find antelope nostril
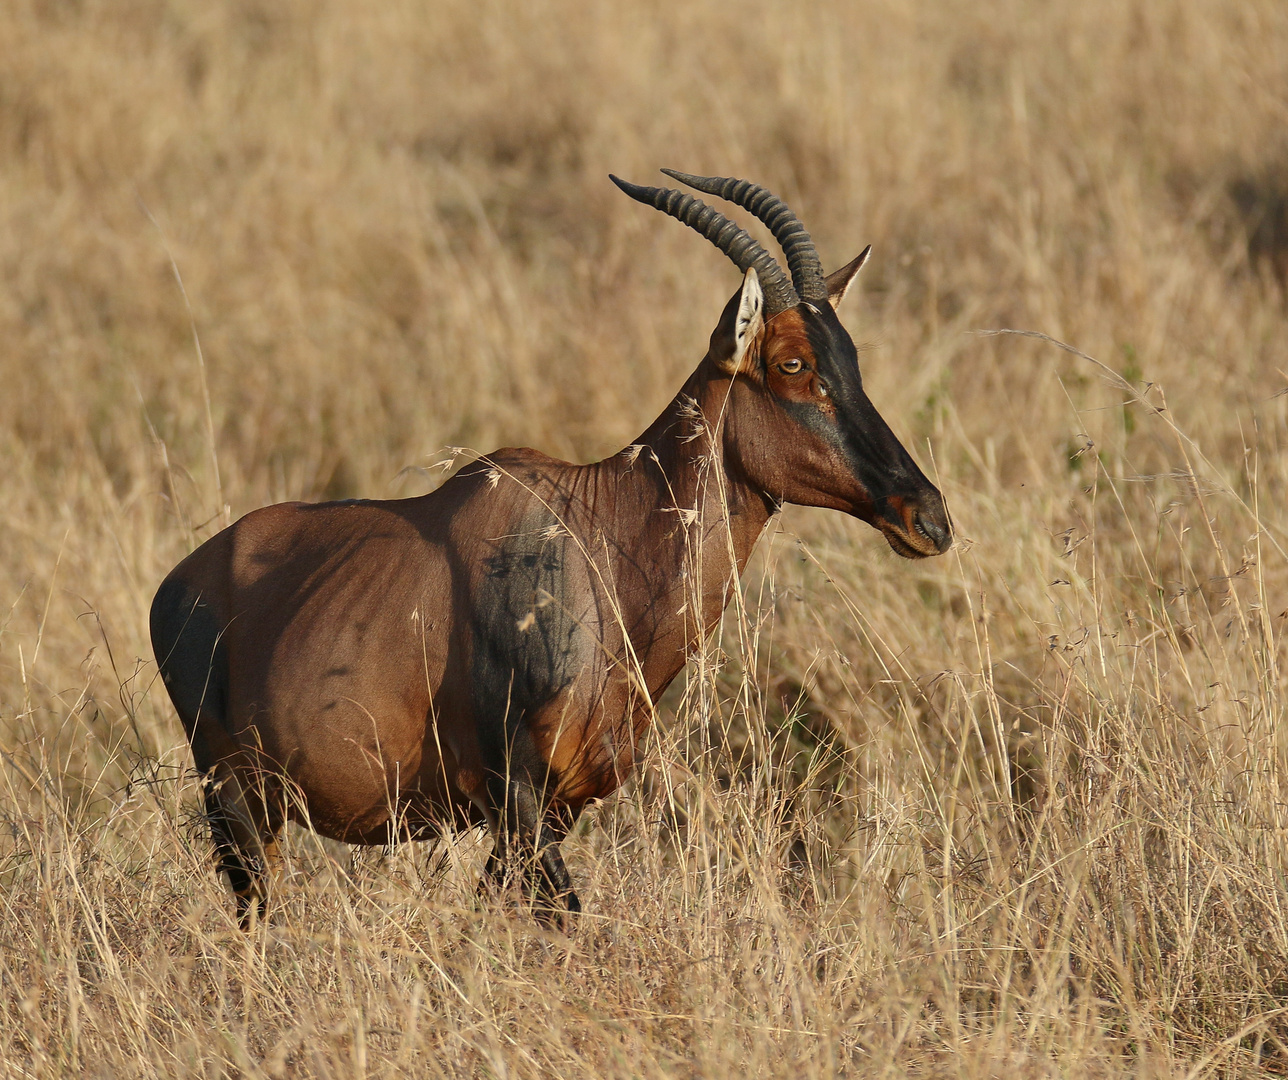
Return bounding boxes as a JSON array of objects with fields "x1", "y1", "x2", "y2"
[{"x1": 914, "y1": 509, "x2": 952, "y2": 553}]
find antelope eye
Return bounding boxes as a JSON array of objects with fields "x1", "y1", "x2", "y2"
[{"x1": 779, "y1": 358, "x2": 804, "y2": 375}]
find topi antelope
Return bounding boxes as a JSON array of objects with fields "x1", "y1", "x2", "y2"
[{"x1": 150, "y1": 170, "x2": 952, "y2": 926}]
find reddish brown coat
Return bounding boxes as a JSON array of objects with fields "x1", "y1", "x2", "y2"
[{"x1": 151, "y1": 202, "x2": 951, "y2": 925}]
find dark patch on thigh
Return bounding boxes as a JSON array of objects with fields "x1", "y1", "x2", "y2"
[{"x1": 150, "y1": 576, "x2": 228, "y2": 737}]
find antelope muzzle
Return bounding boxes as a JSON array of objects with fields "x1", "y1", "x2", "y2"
[{"x1": 876, "y1": 488, "x2": 953, "y2": 559}]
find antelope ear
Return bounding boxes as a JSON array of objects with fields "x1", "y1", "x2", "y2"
[
  {"x1": 724, "y1": 267, "x2": 764, "y2": 373},
  {"x1": 706, "y1": 267, "x2": 765, "y2": 375},
  {"x1": 825, "y1": 245, "x2": 872, "y2": 310}
]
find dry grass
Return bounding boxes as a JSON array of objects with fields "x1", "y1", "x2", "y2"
[{"x1": 4, "y1": 0, "x2": 1288, "y2": 1075}]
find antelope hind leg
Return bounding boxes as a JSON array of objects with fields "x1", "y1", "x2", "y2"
[{"x1": 202, "y1": 762, "x2": 283, "y2": 928}]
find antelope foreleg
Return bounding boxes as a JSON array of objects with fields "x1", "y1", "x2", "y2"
[{"x1": 482, "y1": 769, "x2": 580, "y2": 927}]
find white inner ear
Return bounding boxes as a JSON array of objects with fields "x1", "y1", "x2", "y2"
[{"x1": 732, "y1": 267, "x2": 764, "y2": 370}]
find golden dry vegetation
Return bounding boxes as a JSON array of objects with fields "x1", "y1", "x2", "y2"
[{"x1": 4, "y1": 0, "x2": 1288, "y2": 1075}]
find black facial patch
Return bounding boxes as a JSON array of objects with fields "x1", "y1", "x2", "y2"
[
  {"x1": 793, "y1": 305, "x2": 928, "y2": 504},
  {"x1": 799, "y1": 304, "x2": 863, "y2": 403}
]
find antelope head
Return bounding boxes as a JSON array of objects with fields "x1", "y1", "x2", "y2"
[{"x1": 612, "y1": 170, "x2": 952, "y2": 559}]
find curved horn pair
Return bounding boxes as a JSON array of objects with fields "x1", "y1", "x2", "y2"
[{"x1": 609, "y1": 170, "x2": 827, "y2": 316}]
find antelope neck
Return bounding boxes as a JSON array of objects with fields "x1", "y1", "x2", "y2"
[{"x1": 592, "y1": 364, "x2": 774, "y2": 674}]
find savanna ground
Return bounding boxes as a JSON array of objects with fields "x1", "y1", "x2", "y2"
[{"x1": 3, "y1": 0, "x2": 1288, "y2": 1075}]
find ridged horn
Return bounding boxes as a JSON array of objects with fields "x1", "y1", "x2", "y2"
[
  {"x1": 660, "y1": 170, "x2": 827, "y2": 303},
  {"x1": 610, "y1": 174, "x2": 799, "y2": 315}
]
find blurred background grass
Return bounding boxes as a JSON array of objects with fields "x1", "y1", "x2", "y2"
[{"x1": 3, "y1": 0, "x2": 1288, "y2": 1076}]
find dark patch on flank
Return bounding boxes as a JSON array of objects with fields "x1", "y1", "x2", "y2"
[{"x1": 471, "y1": 526, "x2": 588, "y2": 763}]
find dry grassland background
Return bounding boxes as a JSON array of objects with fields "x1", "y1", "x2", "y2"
[{"x1": 3, "y1": 0, "x2": 1288, "y2": 1075}]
